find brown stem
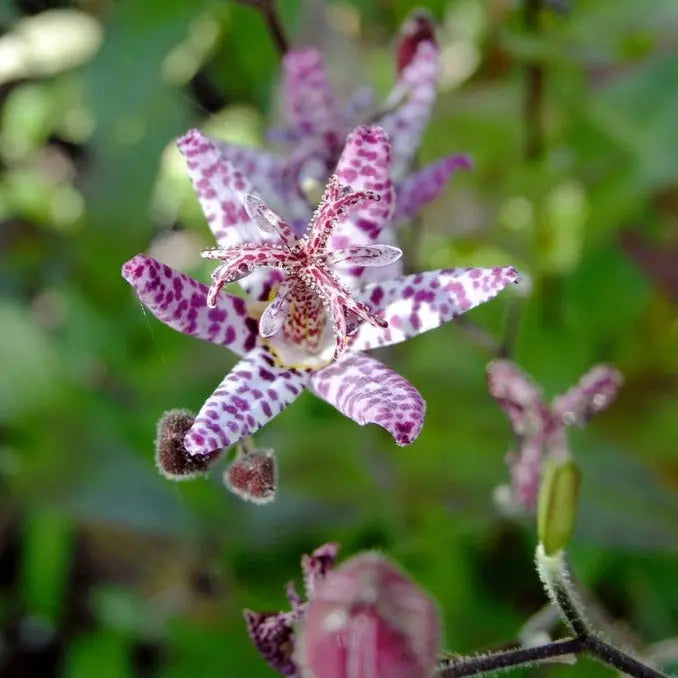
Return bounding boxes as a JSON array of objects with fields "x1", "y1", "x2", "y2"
[
  {"x1": 236, "y1": 0, "x2": 290, "y2": 55},
  {"x1": 523, "y1": 0, "x2": 544, "y2": 160},
  {"x1": 436, "y1": 638, "x2": 583, "y2": 677}
]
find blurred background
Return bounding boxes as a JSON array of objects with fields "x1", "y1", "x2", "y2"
[{"x1": 1, "y1": 0, "x2": 677, "y2": 676}]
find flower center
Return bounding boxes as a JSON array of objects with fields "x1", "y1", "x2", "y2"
[{"x1": 202, "y1": 179, "x2": 402, "y2": 364}]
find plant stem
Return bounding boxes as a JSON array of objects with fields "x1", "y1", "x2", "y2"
[
  {"x1": 535, "y1": 546, "x2": 670, "y2": 678},
  {"x1": 435, "y1": 638, "x2": 582, "y2": 677},
  {"x1": 237, "y1": 0, "x2": 289, "y2": 55},
  {"x1": 583, "y1": 636, "x2": 670, "y2": 678},
  {"x1": 523, "y1": 0, "x2": 544, "y2": 160}
]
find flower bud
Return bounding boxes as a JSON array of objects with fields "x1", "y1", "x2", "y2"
[
  {"x1": 154, "y1": 409, "x2": 222, "y2": 480},
  {"x1": 296, "y1": 552, "x2": 439, "y2": 678},
  {"x1": 537, "y1": 459, "x2": 581, "y2": 556},
  {"x1": 224, "y1": 448, "x2": 276, "y2": 504},
  {"x1": 396, "y1": 9, "x2": 436, "y2": 74}
]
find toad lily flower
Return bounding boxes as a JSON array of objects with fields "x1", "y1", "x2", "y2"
[
  {"x1": 122, "y1": 125, "x2": 518, "y2": 456},
  {"x1": 487, "y1": 360, "x2": 623, "y2": 512},
  {"x1": 217, "y1": 9, "x2": 471, "y2": 232}
]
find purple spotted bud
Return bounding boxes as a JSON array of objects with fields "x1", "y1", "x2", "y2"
[
  {"x1": 396, "y1": 9, "x2": 436, "y2": 75},
  {"x1": 295, "y1": 552, "x2": 439, "y2": 678},
  {"x1": 224, "y1": 448, "x2": 277, "y2": 504},
  {"x1": 154, "y1": 409, "x2": 222, "y2": 480}
]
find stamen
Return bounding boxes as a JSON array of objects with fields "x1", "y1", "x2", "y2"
[{"x1": 204, "y1": 178, "x2": 391, "y2": 362}]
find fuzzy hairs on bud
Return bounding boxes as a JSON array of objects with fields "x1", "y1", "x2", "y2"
[{"x1": 155, "y1": 409, "x2": 222, "y2": 480}]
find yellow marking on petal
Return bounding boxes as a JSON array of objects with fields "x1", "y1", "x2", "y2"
[{"x1": 246, "y1": 300, "x2": 269, "y2": 321}]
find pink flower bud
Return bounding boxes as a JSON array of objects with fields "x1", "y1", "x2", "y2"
[
  {"x1": 224, "y1": 448, "x2": 276, "y2": 504},
  {"x1": 295, "y1": 552, "x2": 439, "y2": 678}
]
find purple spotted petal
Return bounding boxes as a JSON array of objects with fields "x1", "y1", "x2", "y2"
[
  {"x1": 552, "y1": 364, "x2": 623, "y2": 427},
  {"x1": 184, "y1": 346, "x2": 310, "y2": 455},
  {"x1": 177, "y1": 129, "x2": 263, "y2": 249},
  {"x1": 282, "y1": 47, "x2": 340, "y2": 137},
  {"x1": 508, "y1": 434, "x2": 544, "y2": 510},
  {"x1": 329, "y1": 126, "x2": 395, "y2": 249},
  {"x1": 310, "y1": 352, "x2": 426, "y2": 446},
  {"x1": 486, "y1": 359, "x2": 548, "y2": 436},
  {"x1": 352, "y1": 267, "x2": 520, "y2": 351},
  {"x1": 213, "y1": 140, "x2": 290, "y2": 217},
  {"x1": 379, "y1": 39, "x2": 439, "y2": 178},
  {"x1": 393, "y1": 154, "x2": 473, "y2": 223},
  {"x1": 122, "y1": 255, "x2": 257, "y2": 356}
]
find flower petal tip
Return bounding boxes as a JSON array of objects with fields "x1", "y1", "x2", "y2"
[
  {"x1": 176, "y1": 128, "x2": 208, "y2": 156},
  {"x1": 451, "y1": 153, "x2": 474, "y2": 171},
  {"x1": 504, "y1": 266, "x2": 521, "y2": 285},
  {"x1": 121, "y1": 254, "x2": 146, "y2": 284}
]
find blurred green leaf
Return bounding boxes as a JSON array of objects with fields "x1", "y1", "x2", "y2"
[
  {"x1": 577, "y1": 438, "x2": 678, "y2": 551},
  {"x1": 0, "y1": 302, "x2": 62, "y2": 421},
  {"x1": 63, "y1": 631, "x2": 133, "y2": 678},
  {"x1": 20, "y1": 511, "x2": 74, "y2": 625}
]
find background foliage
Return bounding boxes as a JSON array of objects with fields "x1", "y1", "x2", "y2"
[{"x1": 0, "y1": 0, "x2": 677, "y2": 676}]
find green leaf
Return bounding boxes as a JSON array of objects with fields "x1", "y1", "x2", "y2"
[
  {"x1": 63, "y1": 632, "x2": 133, "y2": 678},
  {"x1": 20, "y1": 511, "x2": 74, "y2": 625}
]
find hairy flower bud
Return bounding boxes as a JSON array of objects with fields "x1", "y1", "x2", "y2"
[
  {"x1": 295, "y1": 552, "x2": 439, "y2": 678},
  {"x1": 154, "y1": 409, "x2": 222, "y2": 480},
  {"x1": 224, "y1": 448, "x2": 277, "y2": 504}
]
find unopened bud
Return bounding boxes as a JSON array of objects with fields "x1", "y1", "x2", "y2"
[
  {"x1": 537, "y1": 459, "x2": 581, "y2": 556},
  {"x1": 396, "y1": 9, "x2": 435, "y2": 74},
  {"x1": 154, "y1": 409, "x2": 222, "y2": 480},
  {"x1": 296, "y1": 552, "x2": 439, "y2": 678},
  {"x1": 224, "y1": 448, "x2": 276, "y2": 504}
]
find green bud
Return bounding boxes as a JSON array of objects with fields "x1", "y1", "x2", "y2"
[{"x1": 537, "y1": 459, "x2": 581, "y2": 556}]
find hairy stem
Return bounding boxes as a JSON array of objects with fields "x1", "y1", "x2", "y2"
[
  {"x1": 536, "y1": 546, "x2": 670, "y2": 678},
  {"x1": 435, "y1": 638, "x2": 582, "y2": 677}
]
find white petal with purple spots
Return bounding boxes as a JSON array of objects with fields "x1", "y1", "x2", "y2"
[
  {"x1": 282, "y1": 47, "x2": 340, "y2": 137},
  {"x1": 177, "y1": 129, "x2": 264, "y2": 249},
  {"x1": 310, "y1": 352, "x2": 425, "y2": 446},
  {"x1": 122, "y1": 255, "x2": 259, "y2": 357},
  {"x1": 379, "y1": 40, "x2": 439, "y2": 178},
  {"x1": 329, "y1": 126, "x2": 395, "y2": 250},
  {"x1": 213, "y1": 141, "x2": 290, "y2": 218},
  {"x1": 184, "y1": 346, "x2": 310, "y2": 455},
  {"x1": 351, "y1": 266, "x2": 520, "y2": 351}
]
